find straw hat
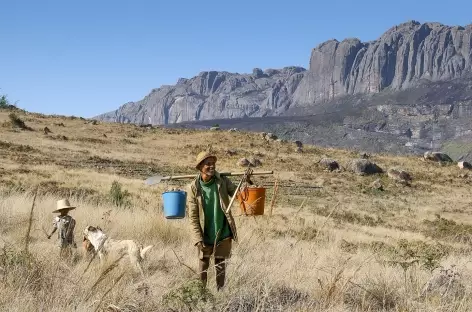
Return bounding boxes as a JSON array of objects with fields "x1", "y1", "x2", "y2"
[
  {"x1": 195, "y1": 151, "x2": 217, "y2": 170},
  {"x1": 52, "y1": 199, "x2": 76, "y2": 213}
]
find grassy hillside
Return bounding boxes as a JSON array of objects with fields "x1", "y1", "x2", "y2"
[{"x1": 1, "y1": 109, "x2": 472, "y2": 311}]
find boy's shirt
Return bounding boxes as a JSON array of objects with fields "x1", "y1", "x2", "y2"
[{"x1": 53, "y1": 215, "x2": 76, "y2": 247}]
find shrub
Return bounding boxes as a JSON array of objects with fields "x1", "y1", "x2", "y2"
[
  {"x1": 162, "y1": 279, "x2": 214, "y2": 311},
  {"x1": 109, "y1": 181, "x2": 131, "y2": 208},
  {"x1": 8, "y1": 113, "x2": 33, "y2": 130},
  {"x1": 0, "y1": 95, "x2": 8, "y2": 108},
  {"x1": 422, "y1": 215, "x2": 472, "y2": 244}
]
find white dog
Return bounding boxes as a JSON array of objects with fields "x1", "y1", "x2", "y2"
[{"x1": 83, "y1": 225, "x2": 153, "y2": 275}]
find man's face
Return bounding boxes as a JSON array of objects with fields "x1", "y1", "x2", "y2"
[{"x1": 200, "y1": 157, "x2": 216, "y2": 176}]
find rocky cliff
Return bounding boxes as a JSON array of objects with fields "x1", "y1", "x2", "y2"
[
  {"x1": 98, "y1": 67, "x2": 306, "y2": 124},
  {"x1": 97, "y1": 21, "x2": 472, "y2": 126}
]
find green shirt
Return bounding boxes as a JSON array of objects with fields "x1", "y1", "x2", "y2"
[{"x1": 199, "y1": 177, "x2": 232, "y2": 245}]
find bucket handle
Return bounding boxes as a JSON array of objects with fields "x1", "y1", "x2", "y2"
[{"x1": 239, "y1": 187, "x2": 250, "y2": 202}]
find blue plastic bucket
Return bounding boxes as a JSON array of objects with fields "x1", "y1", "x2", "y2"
[{"x1": 162, "y1": 190, "x2": 187, "y2": 219}]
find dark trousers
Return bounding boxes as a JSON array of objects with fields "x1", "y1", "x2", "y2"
[
  {"x1": 199, "y1": 257, "x2": 226, "y2": 290},
  {"x1": 197, "y1": 238, "x2": 232, "y2": 290}
]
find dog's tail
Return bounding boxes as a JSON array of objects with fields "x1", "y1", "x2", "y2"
[{"x1": 140, "y1": 245, "x2": 153, "y2": 259}]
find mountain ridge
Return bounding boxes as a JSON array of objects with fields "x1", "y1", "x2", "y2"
[{"x1": 96, "y1": 20, "x2": 472, "y2": 126}]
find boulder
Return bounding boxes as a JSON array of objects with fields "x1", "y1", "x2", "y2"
[
  {"x1": 421, "y1": 265, "x2": 464, "y2": 299},
  {"x1": 387, "y1": 168, "x2": 412, "y2": 185},
  {"x1": 347, "y1": 159, "x2": 383, "y2": 175},
  {"x1": 237, "y1": 158, "x2": 251, "y2": 167},
  {"x1": 424, "y1": 151, "x2": 453, "y2": 162},
  {"x1": 458, "y1": 161, "x2": 472, "y2": 169},
  {"x1": 248, "y1": 157, "x2": 262, "y2": 167},
  {"x1": 237, "y1": 157, "x2": 262, "y2": 167},
  {"x1": 370, "y1": 179, "x2": 384, "y2": 191},
  {"x1": 265, "y1": 133, "x2": 278, "y2": 141},
  {"x1": 318, "y1": 158, "x2": 340, "y2": 171}
]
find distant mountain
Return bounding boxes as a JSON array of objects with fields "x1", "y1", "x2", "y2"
[{"x1": 97, "y1": 20, "x2": 472, "y2": 126}]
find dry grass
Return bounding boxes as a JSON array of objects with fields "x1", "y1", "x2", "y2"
[{"x1": 1, "y1": 109, "x2": 472, "y2": 311}]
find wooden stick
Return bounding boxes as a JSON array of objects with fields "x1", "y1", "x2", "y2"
[
  {"x1": 165, "y1": 170, "x2": 272, "y2": 181},
  {"x1": 24, "y1": 187, "x2": 38, "y2": 253},
  {"x1": 171, "y1": 249, "x2": 197, "y2": 275},
  {"x1": 225, "y1": 170, "x2": 250, "y2": 214},
  {"x1": 268, "y1": 178, "x2": 279, "y2": 217}
]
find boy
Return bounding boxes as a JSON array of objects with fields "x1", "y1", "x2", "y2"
[{"x1": 47, "y1": 199, "x2": 77, "y2": 259}]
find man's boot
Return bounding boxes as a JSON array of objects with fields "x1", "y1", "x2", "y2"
[
  {"x1": 198, "y1": 257, "x2": 210, "y2": 288},
  {"x1": 215, "y1": 258, "x2": 226, "y2": 291}
]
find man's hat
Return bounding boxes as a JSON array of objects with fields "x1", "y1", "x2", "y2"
[
  {"x1": 195, "y1": 151, "x2": 217, "y2": 170},
  {"x1": 52, "y1": 199, "x2": 76, "y2": 213}
]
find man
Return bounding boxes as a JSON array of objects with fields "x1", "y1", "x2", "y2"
[
  {"x1": 187, "y1": 151, "x2": 238, "y2": 290},
  {"x1": 47, "y1": 199, "x2": 77, "y2": 259}
]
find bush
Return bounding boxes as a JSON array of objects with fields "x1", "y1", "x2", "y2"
[
  {"x1": 7, "y1": 113, "x2": 33, "y2": 130},
  {"x1": 422, "y1": 215, "x2": 472, "y2": 244},
  {"x1": 109, "y1": 181, "x2": 131, "y2": 208},
  {"x1": 162, "y1": 279, "x2": 214, "y2": 311},
  {"x1": 0, "y1": 95, "x2": 8, "y2": 108}
]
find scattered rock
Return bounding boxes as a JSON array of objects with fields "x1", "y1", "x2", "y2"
[
  {"x1": 225, "y1": 149, "x2": 237, "y2": 156},
  {"x1": 54, "y1": 122, "x2": 65, "y2": 127},
  {"x1": 424, "y1": 151, "x2": 453, "y2": 163},
  {"x1": 347, "y1": 159, "x2": 383, "y2": 175},
  {"x1": 359, "y1": 152, "x2": 370, "y2": 159},
  {"x1": 263, "y1": 132, "x2": 277, "y2": 141},
  {"x1": 370, "y1": 179, "x2": 384, "y2": 191},
  {"x1": 91, "y1": 120, "x2": 98, "y2": 125},
  {"x1": 103, "y1": 133, "x2": 107, "y2": 138},
  {"x1": 237, "y1": 157, "x2": 262, "y2": 167},
  {"x1": 421, "y1": 265, "x2": 464, "y2": 299},
  {"x1": 318, "y1": 158, "x2": 340, "y2": 171},
  {"x1": 458, "y1": 161, "x2": 472, "y2": 169},
  {"x1": 248, "y1": 157, "x2": 262, "y2": 167},
  {"x1": 253, "y1": 151, "x2": 264, "y2": 157},
  {"x1": 43, "y1": 127, "x2": 51, "y2": 134},
  {"x1": 387, "y1": 168, "x2": 412, "y2": 185},
  {"x1": 237, "y1": 158, "x2": 251, "y2": 167},
  {"x1": 210, "y1": 126, "x2": 220, "y2": 131}
]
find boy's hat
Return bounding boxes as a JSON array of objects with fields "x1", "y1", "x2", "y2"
[{"x1": 52, "y1": 199, "x2": 76, "y2": 213}]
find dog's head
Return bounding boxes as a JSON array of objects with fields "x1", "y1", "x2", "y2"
[{"x1": 83, "y1": 225, "x2": 103, "y2": 240}]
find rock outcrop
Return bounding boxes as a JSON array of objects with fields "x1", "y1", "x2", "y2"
[
  {"x1": 97, "y1": 67, "x2": 306, "y2": 125},
  {"x1": 292, "y1": 21, "x2": 472, "y2": 106}
]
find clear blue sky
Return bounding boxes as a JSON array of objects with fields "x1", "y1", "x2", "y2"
[{"x1": 1, "y1": 0, "x2": 471, "y2": 118}]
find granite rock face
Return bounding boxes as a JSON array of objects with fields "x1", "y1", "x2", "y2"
[
  {"x1": 292, "y1": 21, "x2": 472, "y2": 106},
  {"x1": 97, "y1": 67, "x2": 306, "y2": 125},
  {"x1": 97, "y1": 21, "x2": 472, "y2": 125}
]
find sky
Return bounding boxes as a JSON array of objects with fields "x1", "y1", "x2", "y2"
[{"x1": 1, "y1": 0, "x2": 471, "y2": 118}]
